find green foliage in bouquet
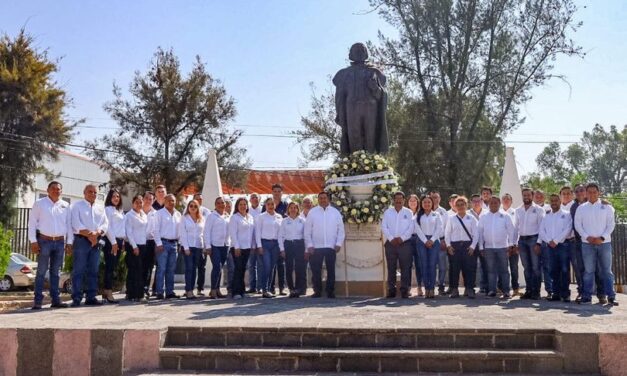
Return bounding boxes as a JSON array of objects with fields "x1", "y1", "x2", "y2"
[{"x1": 325, "y1": 151, "x2": 398, "y2": 224}]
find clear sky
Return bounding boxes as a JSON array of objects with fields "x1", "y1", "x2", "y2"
[{"x1": 2, "y1": 0, "x2": 626, "y2": 177}]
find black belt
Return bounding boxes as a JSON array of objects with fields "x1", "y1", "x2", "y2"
[
  {"x1": 161, "y1": 238, "x2": 177, "y2": 242},
  {"x1": 261, "y1": 238, "x2": 278, "y2": 242},
  {"x1": 519, "y1": 234, "x2": 538, "y2": 240},
  {"x1": 75, "y1": 234, "x2": 101, "y2": 240},
  {"x1": 285, "y1": 239, "x2": 304, "y2": 242},
  {"x1": 566, "y1": 237, "x2": 575, "y2": 241}
]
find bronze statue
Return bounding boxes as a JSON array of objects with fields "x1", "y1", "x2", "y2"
[{"x1": 333, "y1": 43, "x2": 389, "y2": 155}]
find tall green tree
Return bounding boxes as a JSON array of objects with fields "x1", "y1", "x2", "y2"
[
  {"x1": 367, "y1": 0, "x2": 583, "y2": 197},
  {"x1": 533, "y1": 124, "x2": 626, "y2": 194},
  {"x1": 87, "y1": 48, "x2": 249, "y2": 195},
  {"x1": 0, "y1": 30, "x2": 75, "y2": 225}
]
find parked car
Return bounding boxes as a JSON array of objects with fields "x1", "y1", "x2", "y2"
[
  {"x1": 0, "y1": 253, "x2": 37, "y2": 292},
  {"x1": 44, "y1": 270, "x2": 72, "y2": 294}
]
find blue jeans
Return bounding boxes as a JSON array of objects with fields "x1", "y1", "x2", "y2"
[
  {"x1": 71, "y1": 236, "x2": 101, "y2": 303},
  {"x1": 411, "y1": 235, "x2": 423, "y2": 287},
  {"x1": 540, "y1": 243, "x2": 553, "y2": 295},
  {"x1": 437, "y1": 247, "x2": 448, "y2": 289},
  {"x1": 484, "y1": 248, "x2": 510, "y2": 294},
  {"x1": 155, "y1": 240, "x2": 177, "y2": 295},
  {"x1": 247, "y1": 251, "x2": 259, "y2": 291},
  {"x1": 418, "y1": 238, "x2": 440, "y2": 290},
  {"x1": 518, "y1": 236, "x2": 541, "y2": 295},
  {"x1": 183, "y1": 247, "x2": 201, "y2": 292},
  {"x1": 34, "y1": 238, "x2": 65, "y2": 305},
  {"x1": 209, "y1": 246, "x2": 228, "y2": 289},
  {"x1": 582, "y1": 242, "x2": 615, "y2": 300},
  {"x1": 549, "y1": 242, "x2": 571, "y2": 298},
  {"x1": 260, "y1": 239, "x2": 280, "y2": 292}
]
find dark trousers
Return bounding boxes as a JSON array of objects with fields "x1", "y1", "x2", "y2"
[
  {"x1": 385, "y1": 240, "x2": 413, "y2": 294},
  {"x1": 196, "y1": 252, "x2": 207, "y2": 291},
  {"x1": 310, "y1": 248, "x2": 336, "y2": 294},
  {"x1": 285, "y1": 239, "x2": 307, "y2": 294},
  {"x1": 448, "y1": 241, "x2": 477, "y2": 290},
  {"x1": 549, "y1": 242, "x2": 571, "y2": 298},
  {"x1": 125, "y1": 244, "x2": 145, "y2": 299},
  {"x1": 103, "y1": 237, "x2": 124, "y2": 290},
  {"x1": 478, "y1": 254, "x2": 488, "y2": 291},
  {"x1": 270, "y1": 252, "x2": 286, "y2": 291},
  {"x1": 231, "y1": 248, "x2": 250, "y2": 296},
  {"x1": 142, "y1": 239, "x2": 156, "y2": 295}
]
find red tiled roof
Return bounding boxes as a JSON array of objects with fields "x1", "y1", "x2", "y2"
[{"x1": 222, "y1": 170, "x2": 325, "y2": 195}]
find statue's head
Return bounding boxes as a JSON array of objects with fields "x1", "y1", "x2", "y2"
[{"x1": 349, "y1": 43, "x2": 369, "y2": 63}]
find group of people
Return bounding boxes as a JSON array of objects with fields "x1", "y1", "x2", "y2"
[
  {"x1": 382, "y1": 184, "x2": 618, "y2": 306},
  {"x1": 28, "y1": 178, "x2": 617, "y2": 309}
]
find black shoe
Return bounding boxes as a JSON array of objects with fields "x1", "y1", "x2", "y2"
[
  {"x1": 70, "y1": 300, "x2": 81, "y2": 307},
  {"x1": 487, "y1": 291, "x2": 497, "y2": 298},
  {"x1": 288, "y1": 292, "x2": 300, "y2": 298},
  {"x1": 479, "y1": 288, "x2": 487, "y2": 294},
  {"x1": 531, "y1": 294, "x2": 541, "y2": 300},
  {"x1": 51, "y1": 302, "x2": 69, "y2": 309},
  {"x1": 400, "y1": 292, "x2": 409, "y2": 299},
  {"x1": 155, "y1": 294, "x2": 165, "y2": 300},
  {"x1": 245, "y1": 289, "x2": 257, "y2": 294},
  {"x1": 608, "y1": 298, "x2": 619, "y2": 306},
  {"x1": 85, "y1": 299, "x2": 103, "y2": 306},
  {"x1": 562, "y1": 297, "x2": 571, "y2": 303},
  {"x1": 598, "y1": 296, "x2": 608, "y2": 305},
  {"x1": 262, "y1": 292, "x2": 274, "y2": 298},
  {"x1": 520, "y1": 291, "x2": 532, "y2": 299},
  {"x1": 438, "y1": 287, "x2": 446, "y2": 295},
  {"x1": 549, "y1": 295, "x2": 561, "y2": 302},
  {"x1": 579, "y1": 298, "x2": 592, "y2": 305},
  {"x1": 327, "y1": 292, "x2": 336, "y2": 299},
  {"x1": 278, "y1": 289, "x2": 287, "y2": 296},
  {"x1": 165, "y1": 293, "x2": 180, "y2": 299},
  {"x1": 31, "y1": 304, "x2": 42, "y2": 310},
  {"x1": 311, "y1": 292, "x2": 321, "y2": 298},
  {"x1": 386, "y1": 290, "x2": 397, "y2": 298}
]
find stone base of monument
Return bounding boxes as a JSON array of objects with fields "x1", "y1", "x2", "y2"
[{"x1": 335, "y1": 223, "x2": 386, "y2": 297}]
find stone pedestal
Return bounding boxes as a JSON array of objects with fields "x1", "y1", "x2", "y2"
[{"x1": 336, "y1": 223, "x2": 386, "y2": 297}]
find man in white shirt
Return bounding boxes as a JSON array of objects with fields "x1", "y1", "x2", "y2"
[
  {"x1": 28, "y1": 181, "x2": 73, "y2": 309},
  {"x1": 470, "y1": 194, "x2": 488, "y2": 294},
  {"x1": 515, "y1": 188, "x2": 546, "y2": 300},
  {"x1": 478, "y1": 196, "x2": 516, "y2": 298},
  {"x1": 574, "y1": 183, "x2": 617, "y2": 306},
  {"x1": 247, "y1": 192, "x2": 262, "y2": 294},
  {"x1": 192, "y1": 193, "x2": 211, "y2": 296},
  {"x1": 445, "y1": 196, "x2": 479, "y2": 298},
  {"x1": 70, "y1": 184, "x2": 109, "y2": 307},
  {"x1": 533, "y1": 189, "x2": 554, "y2": 298},
  {"x1": 500, "y1": 193, "x2": 520, "y2": 296},
  {"x1": 481, "y1": 186, "x2": 492, "y2": 210},
  {"x1": 304, "y1": 191, "x2": 345, "y2": 298},
  {"x1": 536, "y1": 194, "x2": 573, "y2": 302},
  {"x1": 429, "y1": 191, "x2": 450, "y2": 295},
  {"x1": 382, "y1": 192, "x2": 415, "y2": 299},
  {"x1": 154, "y1": 194, "x2": 182, "y2": 300},
  {"x1": 142, "y1": 191, "x2": 158, "y2": 298},
  {"x1": 300, "y1": 196, "x2": 313, "y2": 219}
]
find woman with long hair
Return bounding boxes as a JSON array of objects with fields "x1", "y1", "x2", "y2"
[
  {"x1": 204, "y1": 197, "x2": 230, "y2": 299},
  {"x1": 179, "y1": 199, "x2": 205, "y2": 299},
  {"x1": 407, "y1": 194, "x2": 424, "y2": 297},
  {"x1": 415, "y1": 195, "x2": 444, "y2": 298},
  {"x1": 227, "y1": 197, "x2": 255, "y2": 299},
  {"x1": 125, "y1": 195, "x2": 148, "y2": 302},
  {"x1": 103, "y1": 188, "x2": 125, "y2": 303}
]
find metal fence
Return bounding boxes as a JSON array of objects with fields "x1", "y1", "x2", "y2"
[{"x1": 8, "y1": 208, "x2": 33, "y2": 260}]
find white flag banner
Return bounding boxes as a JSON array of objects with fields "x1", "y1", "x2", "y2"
[
  {"x1": 325, "y1": 170, "x2": 394, "y2": 185},
  {"x1": 327, "y1": 179, "x2": 398, "y2": 188}
]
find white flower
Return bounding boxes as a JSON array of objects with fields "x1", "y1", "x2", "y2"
[
  {"x1": 356, "y1": 218, "x2": 362, "y2": 223},
  {"x1": 374, "y1": 205, "x2": 380, "y2": 210},
  {"x1": 380, "y1": 184, "x2": 387, "y2": 189},
  {"x1": 381, "y1": 197, "x2": 388, "y2": 203},
  {"x1": 348, "y1": 218, "x2": 354, "y2": 223},
  {"x1": 342, "y1": 206, "x2": 348, "y2": 212},
  {"x1": 355, "y1": 201, "x2": 362, "y2": 206},
  {"x1": 325, "y1": 175, "x2": 329, "y2": 180},
  {"x1": 360, "y1": 153, "x2": 366, "y2": 159},
  {"x1": 367, "y1": 217, "x2": 374, "y2": 223},
  {"x1": 364, "y1": 201, "x2": 370, "y2": 206},
  {"x1": 351, "y1": 209, "x2": 357, "y2": 215},
  {"x1": 343, "y1": 157, "x2": 349, "y2": 162},
  {"x1": 336, "y1": 201, "x2": 342, "y2": 206},
  {"x1": 362, "y1": 207, "x2": 370, "y2": 213},
  {"x1": 364, "y1": 159, "x2": 370, "y2": 164},
  {"x1": 331, "y1": 174, "x2": 337, "y2": 179},
  {"x1": 351, "y1": 163, "x2": 357, "y2": 168},
  {"x1": 365, "y1": 166, "x2": 370, "y2": 171},
  {"x1": 377, "y1": 164, "x2": 383, "y2": 170},
  {"x1": 343, "y1": 164, "x2": 348, "y2": 170}
]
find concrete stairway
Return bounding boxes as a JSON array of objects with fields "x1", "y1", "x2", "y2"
[{"x1": 159, "y1": 327, "x2": 567, "y2": 373}]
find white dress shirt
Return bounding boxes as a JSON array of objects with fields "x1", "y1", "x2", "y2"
[
  {"x1": 249, "y1": 205, "x2": 262, "y2": 218},
  {"x1": 574, "y1": 200, "x2": 615, "y2": 244},
  {"x1": 477, "y1": 211, "x2": 516, "y2": 249},
  {"x1": 278, "y1": 216, "x2": 305, "y2": 251},
  {"x1": 470, "y1": 208, "x2": 486, "y2": 220},
  {"x1": 125, "y1": 209, "x2": 147, "y2": 248},
  {"x1": 200, "y1": 206, "x2": 212, "y2": 220},
  {"x1": 538, "y1": 209, "x2": 573, "y2": 245},
  {"x1": 228, "y1": 212, "x2": 255, "y2": 250},
  {"x1": 154, "y1": 208, "x2": 182, "y2": 246},
  {"x1": 71, "y1": 200, "x2": 108, "y2": 235},
  {"x1": 445, "y1": 213, "x2": 479, "y2": 249},
  {"x1": 502, "y1": 207, "x2": 518, "y2": 240},
  {"x1": 435, "y1": 206, "x2": 449, "y2": 238},
  {"x1": 203, "y1": 211, "x2": 229, "y2": 248},
  {"x1": 304, "y1": 205, "x2": 345, "y2": 251},
  {"x1": 414, "y1": 211, "x2": 444, "y2": 243},
  {"x1": 255, "y1": 211, "x2": 282, "y2": 245},
  {"x1": 382, "y1": 206, "x2": 415, "y2": 243},
  {"x1": 179, "y1": 214, "x2": 205, "y2": 250},
  {"x1": 144, "y1": 207, "x2": 157, "y2": 240},
  {"x1": 105, "y1": 206, "x2": 126, "y2": 243},
  {"x1": 560, "y1": 200, "x2": 575, "y2": 239},
  {"x1": 515, "y1": 204, "x2": 546, "y2": 237},
  {"x1": 28, "y1": 196, "x2": 73, "y2": 244}
]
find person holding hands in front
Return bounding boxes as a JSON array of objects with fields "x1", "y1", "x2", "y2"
[{"x1": 445, "y1": 197, "x2": 479, "y2": 299}]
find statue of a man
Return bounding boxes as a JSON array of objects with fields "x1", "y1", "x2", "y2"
[{"x1": 333, "y1": 43, "x2": 389, "y2": 155}]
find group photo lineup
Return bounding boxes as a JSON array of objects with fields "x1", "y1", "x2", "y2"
[{"x1": 1, "y1": 1, "x2": 626, "y2": 375}]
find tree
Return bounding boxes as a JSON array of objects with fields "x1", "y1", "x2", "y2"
[
  {"x1": 366, "y1": 0, "x2": 582, "y2": 197},
  {"x1": 533, "y1": 124, "x2": 626, "y2": 194},
  {"x1": 0, "y1": 30, "x2": 75, "y2": 225},
  {"x1": 87, "y1": 48, "x2": 249, "y2": 195}
]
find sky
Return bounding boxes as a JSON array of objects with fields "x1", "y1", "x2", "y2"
[{"x1": 2, "y1": 0, "x2": 626, "y2": 178}]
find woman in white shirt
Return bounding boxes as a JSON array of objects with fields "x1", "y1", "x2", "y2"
[
  {"x1": 414, "y1": 195, "x2": 443, "y2": 299},
  {"x1": 103, "y1": 189, "x2": 125, "y2": 303},
  {"x1": 280, "y1": 202, "x2": 306, "y2": 298},
  {"x1": 125, "y1": 195, "x2": 148, "y2": 302},
  {"x1": 256, "y1": 198, "x2": 283, "y2": 298},
  {"x1": 179, "y1": 200, "x2": 205, "y2": 300},
  {"x1": 204, "y1": 197, "x2": 230, "y2": 299},
  {"x1": 407, "y1": 194, "x2": 424, "y2": 297},
  {"x1": 227, "y1": 197, "x2": 255, "y2": 299}
]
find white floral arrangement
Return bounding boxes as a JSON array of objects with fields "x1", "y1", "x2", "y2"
[{"x1": 324, "y1": 151, "x2": 398, "y2": 224}]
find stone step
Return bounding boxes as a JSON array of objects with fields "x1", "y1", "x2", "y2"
[
  {"x1": 164, "y1": 327, "x2": 556, "y2": 350},
  {"x1": 159, "y1": 346, "x2": 564, "y2": 374}
]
